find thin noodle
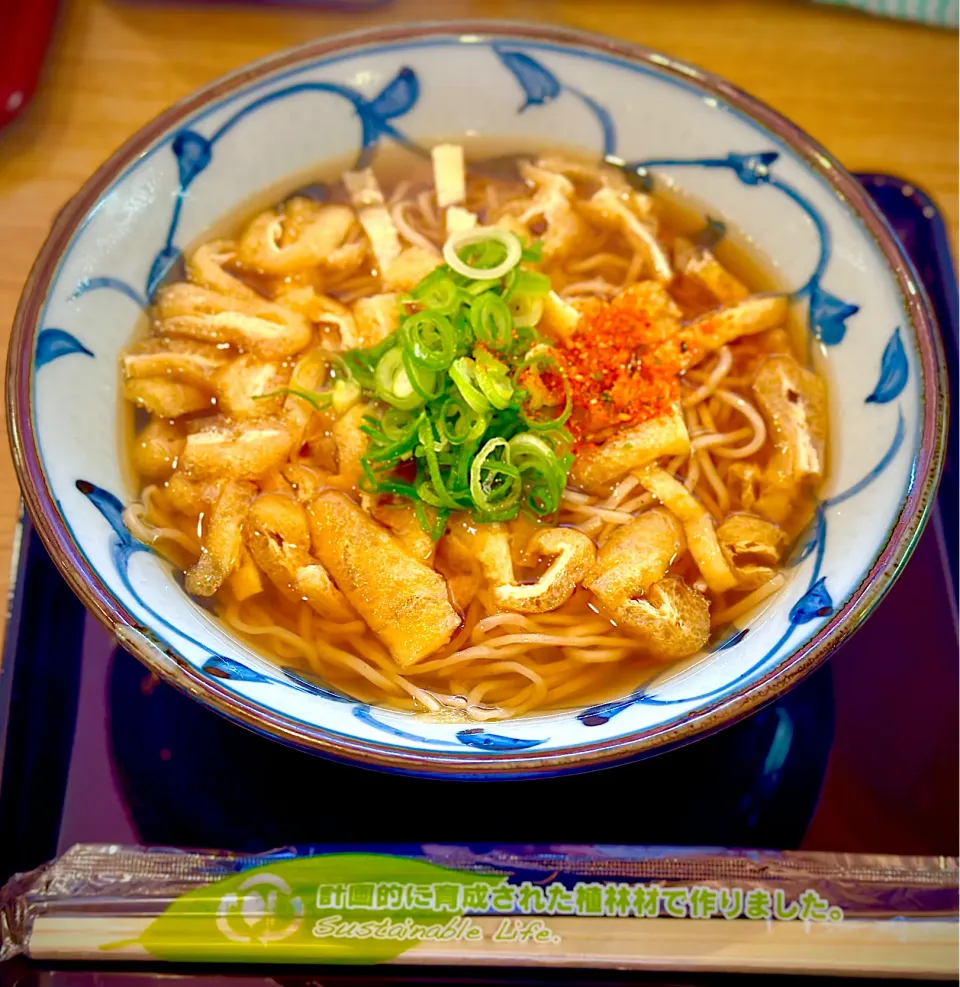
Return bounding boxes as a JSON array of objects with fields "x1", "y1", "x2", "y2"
[
  {"x1": 122, "y1": 503, "x2": 200, "y2": 555},
  {"x1": 711, "y1": 573, "x2": 786, "y2": 625},
  {"x1": 417, "y1": 189, "x2": 438, "y2": 228},
  {"x1": 711, "y1": 389, "x2": 768, "y2": 458},
  {"x1": 683, "y1": 455, "x2": 701, "y2": 493},
  {"x1": 623, "y1": 249, "x2": 645, "y2": 286},
  {"x1": 561, "y1": 279, "x2": 620, "y2": 298},
  {"x1": 691, "y1": 429, "x2": 753, "y2": 451},
  {"x1": 574, "y1": 516, "x2": 605, "y2": 537},
  {"x1": 612, "y1": 492, "x2": 654, "y2": 516},
  {"x1": 387, "y1": 179, "x2": 412, "y2": 207},
  {"x1": 562, "y1": 646, "x2": 633, "y2": 663},
  {"x1": 566, "y1": 253, "x2": 630, "y2": 275},
  {"x1": 690, "y1": 479, "x2": 725, "y2": 522},
  {"x1": 684, "y1": 347, "x2": 733, "y2": 406},
  {"x1": 600, "y1": 474, "x2": 641, "y2": 509},
  {"x1": 695, "y1": 447, "x2": 731, "y2": 512},
  {"x1": 562, "y1": 488, "x2": 593, "y2": 506},
  {"x1": 391, "y1": 202, "x2": 442, "y2": 253}
]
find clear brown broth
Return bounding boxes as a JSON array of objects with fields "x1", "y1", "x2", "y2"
[{"x1": 122, "y1": 140, "x2": 824, "y2": 717}]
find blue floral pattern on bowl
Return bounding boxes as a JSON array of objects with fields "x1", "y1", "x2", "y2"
[{"x1": 12, "y1": 24, "x2": 945, "y2": 778}]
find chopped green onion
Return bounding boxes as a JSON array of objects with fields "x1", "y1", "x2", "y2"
[
  {"x1": 509, "y1": 431, "x2": 565, "y2": 516},
  {"x1": 449, "y1": 357, "x2": 492, "y2": 414},
  {"x1": 436, "y1": 395, "x2": 488, "y2": 446},
  {"x1": 462, "y1": 278, "x2": 500, "y2": 297},
  {"x1": 474, "y1": 349, "x2": 514, "y2": 410},
  {"x1": 400, "y1": 309, "x2": 457, "y2": 371},
  {"x1": 470, "y1": 293, "x2": 513, "y2": 350},
  {"x1": 507, "y1": 270, "x2": 551, "y2": 299},
  {"x1": 412, "y1": 273, "x2": 462, "y2": 316},
  {"x1": 401, "y1": 349, "x2": 444, "y2": 402},
  {"x1": 417, "y1": 419, "x2": 462, "y2": 510},
  {"x1": 508, "y1": 294, "x2": 545, "y2": 329},
  {"x1": 521, "y1": 240, "x2": 545, "y2": 264},
  {"x1": 413, "y1": 501, "x2": 450, "y2": 542},
  {"x1": 469, "y1": 437, "x2": 521, "y2": 515},
  {"x1": 331, "y1": 379, "x2": 361, "y2": 415},
  {"x1": 351, "y1": 227, "x2": 576, "y2": 534},
  {"x1": 537, "y1": 425, "x2": 575, "y2": 460},
  {"x1": 360, "y1": 459, "x2": 419, "y2": 499},
  {"x1": 343, "y1": 333, "x2": 396, "y2": 389},
  {"x1": 374, "y1": 346, "x2": 427, "y2": 410},
  {"x1": 443, "y1": 227, "x2": 523, "y2": 281},
  {"x1": 380, "y1": 407, "x2": 420, "y2": 441}
]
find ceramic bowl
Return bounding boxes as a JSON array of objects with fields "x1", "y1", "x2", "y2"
[{"x1": 7, "y1": 22, "x2": 947, "y2": 778}]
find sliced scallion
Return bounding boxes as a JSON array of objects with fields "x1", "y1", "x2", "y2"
[
  {"x1": 449, "y1": 357, "x2": 492, "y2": 414},
  {"x1": 374, "y1": 346, "x2": 427, "y2": 410},
  {"x1": 443, "y1": 227, "x2": 522, "y2": 281}
]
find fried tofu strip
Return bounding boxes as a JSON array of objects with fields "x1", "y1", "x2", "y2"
[
  {"x1": 752, "y1": 353, "x2": 829, "y2": 525},
  {"x1": 155, "y1": 283, "x2": 312, "y2": 359},
  {"x1": 584, "y1": 508, "x2": 685, "y2": 609},
  {"x1": 432, "y1": 143, "x2": 466, "y2": 208},
  {"x1": 307, "y1": 492, "x2": 461, "y2": 667},
  {"x1": 180, "y1": 422, "x2": 293, "y2": 481},
  {"x1": 344, "y1": 168, "x2": 402, "y2": 273},
  {"x1": 185, "y1": 480, "x2": 256, "y2": 597},
  {"x1": 246, "y1": 493, "x2": 353, "y2": 620},
  {"x1": 677, "y1": 294, "x2": 789, "y2": 369},
  {"x1": 613, "y1": 576, "x2": 711, "y2": 661},
  {"x1": 352, "y1": 293, "x2": 400, "y2": 348},
  {"x1": 236, "y1": 203, "x2": 365, "y2": 277},
  {"x1": 382, "y1": 246, "x2": 442, "y2": 292},
  {"x1": 635, "y1": 466, "x2": 738, "y2": 593},
  {"x1": 539, "y1": 291, "x2": 581, "y2": 342},
  {"x1": 673, "y1": 237, "x2": 749, "y2": 305},
  {"x1": 517, "y1": 161, "x2": 584, "y2": 262},
  {"x1": 132, "y1": 420, "x2": 185, "y2": 482},
  {"x1": 214, "y1": 354, "x2": 289, "y2": 419},
  {"x1": 716, "y1": 514, "x2": 789, "y2": 591},
  {"x1": 570, "y1": 405, "x2": 690, "y2": 494},
  {"x1": 446, "y1": 206, "x2": 478, "y2": 234},
  {"x1": 186, "y1": 239, "x2": 258, "y2": 299},
  {"x1": 586, "y1": 187, "x2": 673, "y2": 283},
  {"x1": 122, "y1": 337, "x2": 229, "y2": 389},
  {"x1": 369, "y1": 499, "x2": 435, "y2": 564},
  {"x1": 123, "y1": 378, "x2": 212, "y2": 418}
]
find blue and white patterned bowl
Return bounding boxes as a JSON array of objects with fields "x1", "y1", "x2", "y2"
[{"x1": 7, "y1": 23, "x2": 947, "y2": 778}]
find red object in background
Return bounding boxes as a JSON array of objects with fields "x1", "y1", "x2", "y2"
[{"x1": 0, "y1": 0, "x2": 59, "y2": 132}]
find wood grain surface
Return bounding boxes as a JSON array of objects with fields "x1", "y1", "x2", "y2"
[{"x1": 0, "y1": 0, "x2": 955, "y2": 645}]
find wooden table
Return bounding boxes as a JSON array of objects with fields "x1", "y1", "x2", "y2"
[{"x1": 0, "y1": 0, "x2": 955, "y2": 644}]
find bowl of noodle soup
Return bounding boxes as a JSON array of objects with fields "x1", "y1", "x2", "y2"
[{"x1": 8, "y1": 23, "x2": 946, "y2": 777}]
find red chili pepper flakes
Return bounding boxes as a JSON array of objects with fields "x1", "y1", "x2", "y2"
[{"x1": 550, "y1": 283, "x2": 696, "y2": 447}]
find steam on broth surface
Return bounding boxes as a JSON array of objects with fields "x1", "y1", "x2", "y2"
[{"x1": 120, "y1": 144, "x2": 827, "y2": 721}]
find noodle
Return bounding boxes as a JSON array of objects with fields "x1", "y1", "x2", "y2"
[
  {"x1": 560, "y1": 279, "x2": 620, "y2": 298},
  {"x1": 566, "y1": 253, "x2": 630, "y2": 276},
  {"x1": 416, "y1": 189, "x2": 439, "y2": 229},
  {"x1": 711, "y1": 388, "x2": 768, "y2": 458},
  {"x1": 696, "y1": 446, "x2": 731, "y2": 513},
  {"x1": 390, "y1": 202, "x2": 442, "y2": 253},
  {"x1": 711, "y1": 573, "x2": 786, "y2": 625},
  {"x1": 685, "y1": 347, "x2": 733, "y2": 406}
]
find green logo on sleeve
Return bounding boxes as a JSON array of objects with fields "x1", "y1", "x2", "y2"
[{"x1": 111, "y1": 854, "x2": 504, "y2": 964}]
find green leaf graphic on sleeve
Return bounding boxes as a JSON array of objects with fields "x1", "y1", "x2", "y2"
[{"x1": 108, "y1": 854, "x2": 505, "y2": 964}]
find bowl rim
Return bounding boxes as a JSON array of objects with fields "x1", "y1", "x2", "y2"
[{"x1": 6, "y1": 19, "x2": 948, "y2": 779}]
